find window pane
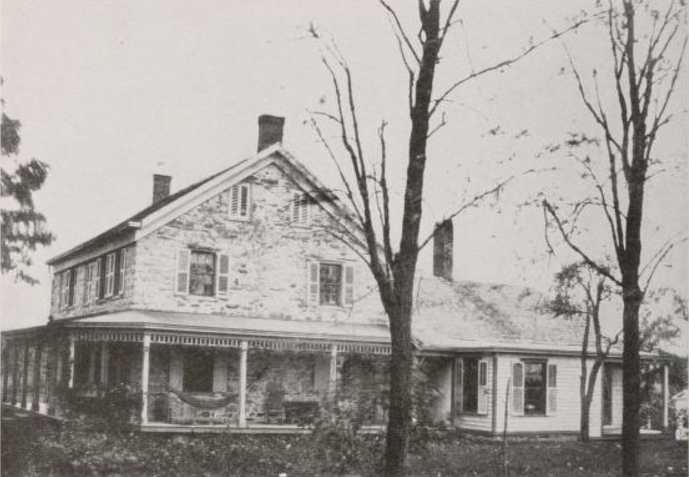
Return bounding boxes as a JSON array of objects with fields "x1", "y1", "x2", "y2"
[
  {"x1": 524, "y1": 362, "x2": 546, "y2": 415},
  {"x1": 463, "y1": 358, "x2": 478, "y2": 413},
  {"x1": 319, "y1": 264, "x2": 342, "y2": 305},
  {"x1": 190, "y1": 251, "x2": 215, "y2": 296}
]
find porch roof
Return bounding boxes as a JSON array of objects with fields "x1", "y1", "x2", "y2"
[{"x1": 60, "y1": 309, "x2": 391, "y2": 345}]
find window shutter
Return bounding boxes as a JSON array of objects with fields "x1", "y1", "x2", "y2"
[
  {"x1": 95, "y1": 258, "x2": 103, "y2": 300},
  {"x1": 306, "y1": 261, "x2": 319, "y2": 305},
  {"x1": 217, "y1": 253, "x2": 230, "y2": 295},
  {"x1": 512, "y1": 362, "x2": 524, "y2": 416},
  {"x1": 83, "y1": 265, "x2": 91, "y2": 305},
  {"x1": 547, "y1": 363, "x2": 558, "y2": 414},
  {"x1": 343, "y1": 265, "x2": 354, "y2": 305},
  {"x1": 239, "y1": 184, "x2": 250, "y2": 218},
  {"x1": 454, "y1": 357, "x2": 463, "y2": 416},
  {"x1": 121, "y1": 247, "x2": 130, "y2": 295},
  {"x1": 176, "y1": 249, "x2": 191, "y2": 294},
  {"x1": 300, "y1": 195, "x2": 309, "y2": 224},
  {"x1": 230, "y1": 185, "x2": 240, "y2": 217},
  {"x1": 478, "y1": 360, "x2": 489, "y2": 415},
  {"x1": 113, "y1": 250, "x2": 122, "y2": 295}
]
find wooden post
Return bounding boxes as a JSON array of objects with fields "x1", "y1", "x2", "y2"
[
  {"x1": 663, "y1": 363, "x2": 669, "y2": 431},
  {"x1": 140, "y1": 333, "x2": 151, "y2": 425},
  {"x1": 67, "y1": 335, "x2": 76, "y2": 388},
  {"x1": 21, "y1": 343, "x2": 30, "y2": 409},
  {"x1": 329, "y1": 345, "x2": 338, "y2": 395},
  {"x1": 46, "y1": 345, "x2": 58, "y2": 416},
  {"x1": 31, "y1": 341, "x2": 42, "y2": 411},
  {"x1": 11, "y1": 342, "x2": 20, "y2": 405},
  {"x1": 239, "y1": 341, "x2": 248, "y2": 428},
  {"x1": 1, "y1": 346, "x2": 9, "y2": 403},
  {"x1": 100, "y1": 342, "x2": 109, "y2": 386}
]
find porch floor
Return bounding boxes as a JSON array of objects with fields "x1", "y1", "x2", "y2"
[{"x1": 141, "y1": 422, "x2": 385, "y2": 434}]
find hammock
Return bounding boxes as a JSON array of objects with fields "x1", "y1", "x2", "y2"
[{"x1": 169, "y1": 388, "x2": 238, "y2": 410}]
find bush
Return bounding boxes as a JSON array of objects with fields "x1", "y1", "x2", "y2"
[{"x1": 58, "y1": 383, "x2": 142, "y2": 429}]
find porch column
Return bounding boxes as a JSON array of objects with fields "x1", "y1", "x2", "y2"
[
  {"x1": 663, "y1": 363, "x2": 669, "y2": 431},
  {"x1": 239, "y1": 340, "x2": 248, "y2": 428},
  {"x1": 88, "y1": 343, "x2": 98, "y2": 384},
  {"x1": 31, "y1": 341, "x2": 42, "y2": 411},
  {"x1": 21, "y1": 343, "x2": 30, "y2": 408},
  {"x1": 67, "y1": 335, "x2": 76, "y2": 388},
  {"x1": 100, "y1": 342, "x2": 109, "y2": 386},
  {"x1": 140, "y1": 333, "x2": 151, "y2": 425},
  {"x1": 11, "y1": 342, "x2": 20, "y2": 405},
  {"x1": 2, "y1": 346, "x2": 9, "y2": 403},
  {"x1": 328, "y1": 345, "x2": 338, "y2": 395},
  {"x1": 46, "y1": 345, "x2": 58, "y2": 416}
]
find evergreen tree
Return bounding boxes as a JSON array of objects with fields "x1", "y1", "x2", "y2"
[{"x1": 1, "y1": 101, "x2": 54, "y2": 284}]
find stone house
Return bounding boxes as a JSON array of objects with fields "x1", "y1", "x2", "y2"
[{"x1": 1, "y1": 115, "x2": 671, "y2": 437}]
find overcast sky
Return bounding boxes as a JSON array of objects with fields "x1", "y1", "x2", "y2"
[{"x1": 1, "y1": 1, "x2": 687, "y2": 335}]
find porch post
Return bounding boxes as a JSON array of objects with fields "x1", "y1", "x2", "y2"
[
  {"x1": 663, "y1": 363, "x2": 669, "y2": 431},
  {"x1": 31, "y1": 341, "x2": 42, "y2": 411},
  {"x1": 329, "y1": 344, "x2": 338, "y2": 395},
  {"x1": 67, "y1": 335, "x2": 76, "y2": 388},
  {"x1": 2, "y1": 346, "x2": 9, "y2": 403},
  {"x1": 100, "y1": 342, "x2": 109, "y2": 386},
  {"x1": 140, "y1": 333, "x2": 151, "y2": 425},
  {"x1": 46, "y1": 345, "x2": 58, "y2": 416},
  {"x1": 87, "y1": 343, "x2": 98, "y2": 384},
  {"x1": 11, "y1": 341, "x2": 20, "y2": 405},
  {"x1": 21, "y1": 342, "x2": 30, "y2": 409},
  {"x1": 239, "y1": 340, "x2": 248, "y2": 428}
]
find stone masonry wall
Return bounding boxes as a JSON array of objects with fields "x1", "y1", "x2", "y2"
[{"x1": 133, "y1": 160, "x2": 383, "y2": 324}]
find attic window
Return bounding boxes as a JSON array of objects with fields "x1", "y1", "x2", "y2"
[
  {"x1": 229, "y1": 184, "x2": 251, "y2": 220},
  {"x1": 291, "y1": 192, "x2": 310, "y2": 225}
]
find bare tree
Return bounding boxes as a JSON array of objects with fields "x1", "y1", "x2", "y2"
[
  {"x1": 545, "y1": 261, "x2": 621, "y2": 441},
  {"x1": 308, "y1": 1, "x2": 590, "y2": 475},
  {"x1": 542, "y1": 1, "x2": 686, "y2": 474}
]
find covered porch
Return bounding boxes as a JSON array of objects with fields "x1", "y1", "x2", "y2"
[{"x1": 2, "y1": 311, "x2": 392, "y2": 432}]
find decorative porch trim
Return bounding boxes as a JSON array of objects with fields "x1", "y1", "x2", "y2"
[
  {"x1": 64, "y1": 328, "x2": 391, "y2": 354},
  {"x1": 72, "y1": 330, "x2": 144, "y2": 343}
]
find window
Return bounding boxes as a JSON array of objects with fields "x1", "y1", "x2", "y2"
[
  {"x1": 229, "y1": 183, "x2": 251, "y2": 220},
  {"x1": 307, "y1": 261, "x2": 355, "y2": 307},
  {"x1": 189, "y1": 251, "x2": 216, "y2": 296},
  {"x1": 512, "y1": 360, "x2": 557, "y2": 416},
  {"x1": 319, "y1": 263, "x2": 342, "y2": 305},
  {"x1": 524, "y1": 361, "x2": 546, "y2": 415},
  {"x1": 183, "y1": 349, "x2": 214, "y2": 392},
  {"x1": 60, "y1": 269, "x2": 75, "y2": 307},
  {"x1": 291, "y1": 192, "x2": 310, "y2": 225},
  {"x1": 456, "y1": 357, "x2": 489, "y2": 415},
  {"x1": 105, "y1": 252, "x2": 116, "y2": 297}
]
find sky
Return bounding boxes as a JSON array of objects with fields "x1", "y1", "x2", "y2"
[{"x1": 1, "y1": 1, "x2": 687, "y2": 343}]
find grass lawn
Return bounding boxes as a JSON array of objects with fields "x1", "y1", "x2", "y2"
[{"x1": 2, "y1": 410, "x2": 686, "y2": 477}]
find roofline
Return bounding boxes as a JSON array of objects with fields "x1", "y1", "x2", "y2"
[
  {"x1": 47, "y1": 221, "x2": 141, "y2": 266},
  {"x1": 47, "y1": 144, "x2": 370, "y2": 268}
]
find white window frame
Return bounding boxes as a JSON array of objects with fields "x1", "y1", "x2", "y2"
[
  {"x1": 456, "y1": 357, "x2": 489, "y2": 415},
  {"x1": 306, "y1": 261, "x2": 355, "y2": 307},
  {"x1": 228, "y1": 183, "x2": 251, "y2": 221},
  {"x1": 105, "y1": 252, "x2": 116, "y2": 297},
  {"x1": 60, "y1": 270, "x2": 70, "y2": 308}
]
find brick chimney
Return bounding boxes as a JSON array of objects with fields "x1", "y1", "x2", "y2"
[
  {"x1": 257, "y1": 114, "x2": 285, "y2": 152},
  {"x1": 433, "y1": 219, "x2": 453, "y2": 281},
  {"x1": 152, "y1": 174, "x2": 172, "y2": 204}
]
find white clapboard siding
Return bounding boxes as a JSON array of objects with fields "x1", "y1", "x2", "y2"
[{"x1": 493, "y1": 355, "x2": 604, "y2": 435}]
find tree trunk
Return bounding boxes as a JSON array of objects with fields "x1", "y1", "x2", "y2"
[
  {"x1": 580, "y1": 395, "x2": 592, "y2": 442},
  {"x1": 621, "y1": 291, "x2": 642, "y2": 477},
  {"x1": 383, "y1": 302, "x2": 414, "y2": 477}
]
